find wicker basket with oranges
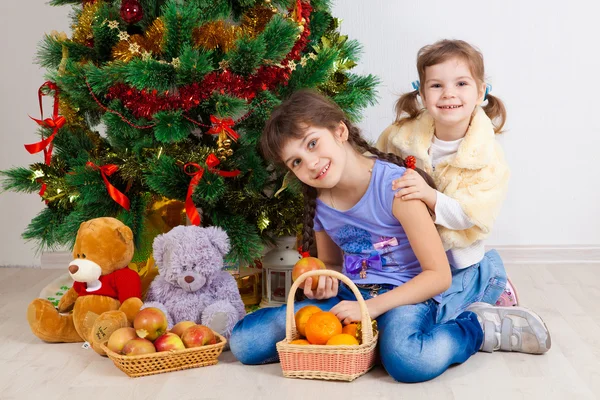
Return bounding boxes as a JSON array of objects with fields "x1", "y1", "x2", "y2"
[{"x1": 276, "y1": 269, "x2": 378, "y2": 381}]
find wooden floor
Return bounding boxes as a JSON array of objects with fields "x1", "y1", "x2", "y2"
[{"x1": 1, "y1": 264, "x2": 599, "y2": 400}]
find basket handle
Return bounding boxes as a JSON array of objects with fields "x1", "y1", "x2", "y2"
[{"x1": 284, "y1": 269, "x2": 374, "y2": 344}]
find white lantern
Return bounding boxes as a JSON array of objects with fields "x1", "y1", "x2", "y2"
[{"x1": 260, "y1": 236, "x2": 302, "y2": 308}]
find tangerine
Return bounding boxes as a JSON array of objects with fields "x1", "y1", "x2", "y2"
[
  {"x1": 342, "y1": 323, "x2": 359, "y2": 341},
  {"x1": 304, "y1": 311, "x2": 342, "y2": 345},
  {"x1": 326, "y1": 333, "x2": 359, "y2": 346},
  {"x1": 294, "y1": 305, "x2": 322, "y2": 337}
]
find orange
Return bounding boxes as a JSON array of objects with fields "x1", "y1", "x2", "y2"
[
  {"x1": 295, "y1": 305, "x2": 321, "y2": 337},
  {"x1": 342, "y1": 323, "x2": 359, "y2": 338},
  {"x1": 326, "y1": 333, "x2": 359, "y2": 346},
  {"x1": 289, "y1": 339, "x2": 310, "y2": 345},
  {"x1": 304, "y1": 311, "x2": 342, "y2": 345}
]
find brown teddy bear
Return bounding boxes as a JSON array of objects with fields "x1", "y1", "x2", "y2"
[{"x1": 27, "y1": 217, "x2": 143, "y2": 355}]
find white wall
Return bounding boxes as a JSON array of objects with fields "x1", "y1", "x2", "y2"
[
  {"x1": 1, "y1": 1, "x2": 598, "y2": 266},
  {"x1": 0, "y1": 2, "x2": 71, "y2": 266},
  {"x1": 330, "y1": 0, "x2": 600, "y2": 246}
]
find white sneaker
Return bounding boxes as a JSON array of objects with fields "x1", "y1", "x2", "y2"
[{"x1": 467, "y1": 302, "x2": 551, "y2": 354}]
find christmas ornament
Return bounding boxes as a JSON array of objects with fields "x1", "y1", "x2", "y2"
[
  {"x1": 206, "y1": 116, "x2": 239, "y2": 161},
  {"x1": 217, "y1": 138, "x2": 234, "y2": 162},
  {"x1": 120, "y1": 0, "x2": 143, "y2": 24}
]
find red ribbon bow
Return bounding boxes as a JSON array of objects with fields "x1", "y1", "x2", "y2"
[
  {"x1": 184, "y1": 154, "x2": 241, "y2": 226},
  {"x1": 299, "y1": 249, "x2": 310, "y2": 258},
  {"x1": 25, "y1": 81, "x2": 64, "y2": 196},
  {"x1": 405, "y1": 155, "x2": 417, "y2": 170},
  {"x1": 85, "y1": 162, "x2": 131, "y2": 211},
  {"x1": 206, "y1": 115, "x2": 240, "y2": 141}
]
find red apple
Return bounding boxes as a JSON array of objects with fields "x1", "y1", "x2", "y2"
[
  {"x1": 122, "y1": 337, "x2": 156, "y2": 355},
  {"x1": 154, "y1": 332, "x2": 185, "y2": 352},
  {"x1": 181, "y1": 325, "x2": 216, "y2": 348},
  {"x1": 171, "y1": 321, "x2": 196, "y2": 337},
  {"x1": 292, "y1": 257, "x2": 326, "y2": 290},
  {"x1": 134, "y1": 307, "x2": 168, "y2": 341},
  {"x1": 107, "y1": 327, "x2": 137, "y2": 354}
]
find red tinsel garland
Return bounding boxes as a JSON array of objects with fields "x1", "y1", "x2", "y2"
[{"x1": 103, "y1": 3, "x2": 312, "y2": 120}]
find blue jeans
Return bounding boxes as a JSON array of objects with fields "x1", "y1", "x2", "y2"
[
  {"x1": 230, "y1": 284, "x2": 483, "y2": 383},
  {"x1": 436, "y1": 249, "x2": 507, "y2": 324}
]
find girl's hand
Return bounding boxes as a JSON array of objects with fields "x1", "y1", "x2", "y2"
[
  {"x1": 330, "y1": 300, "x2": 363, "y2": 325},
  {"x1": 303, "y1": 276, "x2": 338, "y2": 300},
  {"x1": 392, "y1": 169, "x2": 437, "y2": 209}
]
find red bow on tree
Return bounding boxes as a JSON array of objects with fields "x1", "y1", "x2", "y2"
[
  {"x1": 85, "y1": 162, "x2": 131, "y2": 211},
  {"x1": 184, "y1": 154, "x2": 241, "y2": 226},
  {"x1": 206, "y1": 115, "x2": 240, "y2": 141},
  {"x1": 25, "y1": 81, "x2": 65, "y2": 196}
]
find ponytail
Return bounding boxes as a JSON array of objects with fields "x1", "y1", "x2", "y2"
[
  {"x1": 483, "y1": 94, "x2": 507, "y2": 134},
  {"x1": 394, "y1": 90, "x2": 423, "y2": 125}
]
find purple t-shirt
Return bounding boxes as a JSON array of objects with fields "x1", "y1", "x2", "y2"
[{"x1": 314, "y1": 159, "x2": 441, "y2": 302}]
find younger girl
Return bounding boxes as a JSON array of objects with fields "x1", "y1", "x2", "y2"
[
  {"x1": 229, "y1": 90, "x2": 550, "y2": 383},
  {"x1": 377, "y1": 39, "x2": 519, "y2": 323}
]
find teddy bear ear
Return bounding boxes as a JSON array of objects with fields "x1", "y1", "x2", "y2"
[
  {"x1": 152, "y1": 233, "x2": 167, "y2": 266},
  {"x1": 205, "y1": 226, "x2": 230, "y2": 256},
  {"x1": 116, "y1": 225, "x2": 134, "y2": 244}
]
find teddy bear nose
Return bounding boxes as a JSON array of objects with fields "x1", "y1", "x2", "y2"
[
  {"x1": 69, "y1": 265, "x2": 79, "y2": 274},
  {"x1": 184, "y1": 276, "x2": 194, "y2": 283}
]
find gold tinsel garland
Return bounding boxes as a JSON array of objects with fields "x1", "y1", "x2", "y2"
[
  {"x1": 58, "y1": 102, "x2": 86, "y2": 129},
  {"x1": 112, "y1": 34, "x2": 148, "y2": 62},
  {"x1": 193, "y1": 5, "x2": 276, "y2": 52},
  {"x1": 72, "y1": 2, "x2": 102, "y2": 45},
  {"x1": 144, "y1": 18, "x2": 165, "y2": 55},
  {"x1": 192, "y1": 21, "x2": 239, "y2": 52},
  {"x1": 241, "y1": 5, "x2": 277, "y2": 37},
  {"x1": 110, "y1": 18, "x2": 165, "y2": 62}
]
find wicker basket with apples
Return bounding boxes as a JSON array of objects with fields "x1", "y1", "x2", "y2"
[{"x1": 101, "y1": 307, "x2": 226, "y2": 377}]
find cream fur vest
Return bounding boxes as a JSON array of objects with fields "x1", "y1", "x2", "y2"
[{"x1": 376, "y1": 108, "x2": 510, "y2": 249}]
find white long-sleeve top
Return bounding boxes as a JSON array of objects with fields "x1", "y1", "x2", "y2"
[{"x1": 430, "y1": 136, "x2": 484, "y2": 269}]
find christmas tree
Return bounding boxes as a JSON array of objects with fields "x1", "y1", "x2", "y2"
[{"x1": 1, "y1": 0, "x2": 378, "y2": 265}]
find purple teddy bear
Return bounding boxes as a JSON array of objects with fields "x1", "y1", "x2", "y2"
[{"x1": 143, "y1": 225, "x2": 246, "y2": 340}]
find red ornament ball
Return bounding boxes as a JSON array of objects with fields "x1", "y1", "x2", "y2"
[{"x1": 120, "y1": 0, "x2": 144, "y2": 24}]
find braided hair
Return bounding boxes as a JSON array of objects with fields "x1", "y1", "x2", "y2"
[{"x1": 261, "y1": 89, "x2": 435, "y2": 254}]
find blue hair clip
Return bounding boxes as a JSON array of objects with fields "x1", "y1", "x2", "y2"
[
  {"x1": 484, "y1": 83, "x2": 492, "y2": 100},
  {"x1": 411, "y1": 80, "x2": 420, "y2": 91}
]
